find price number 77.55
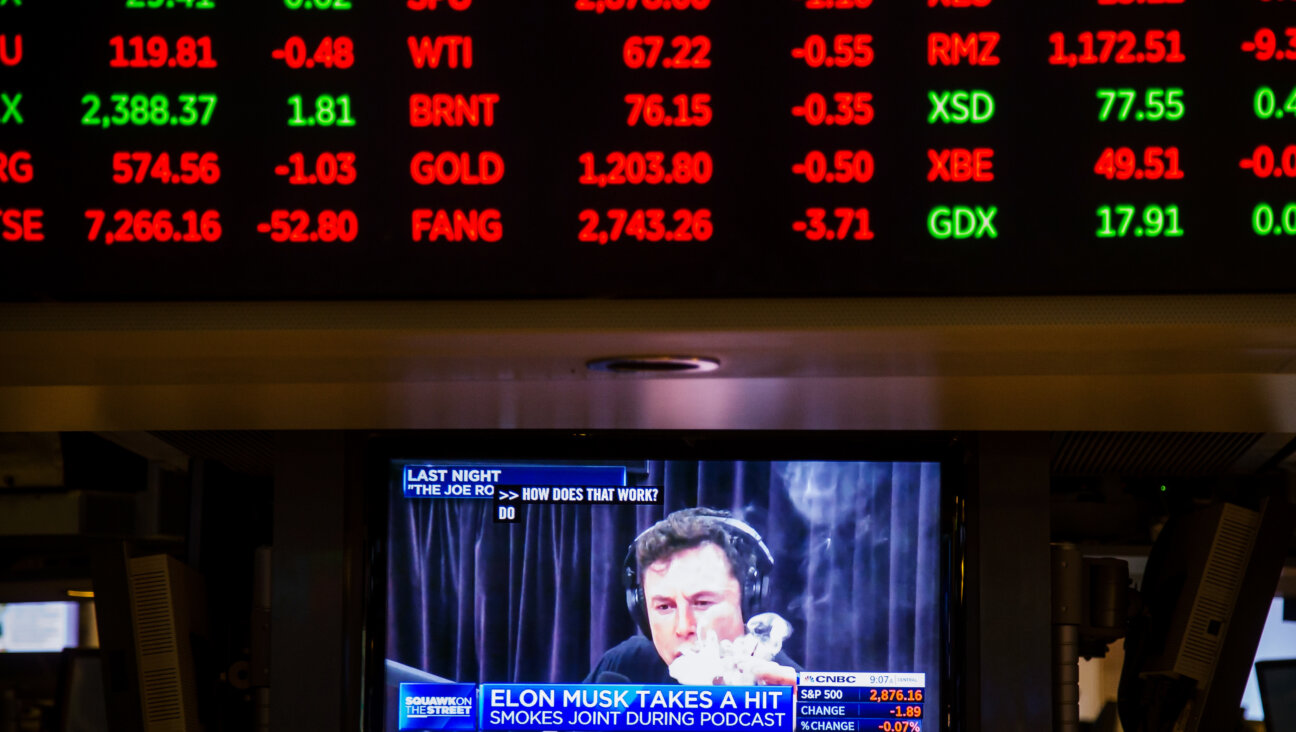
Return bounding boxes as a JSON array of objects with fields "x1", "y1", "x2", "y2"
[{"x1": 1096, "y1": 88, "x2": 1184, "y2": 122}]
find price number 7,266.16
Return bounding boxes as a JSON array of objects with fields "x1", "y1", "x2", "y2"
[{"x1": 85, "y1": 209, "x2": 222, "y2": 245}]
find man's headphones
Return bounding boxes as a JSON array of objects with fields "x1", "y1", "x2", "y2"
[{"x1": 622, "y1": 514, "x2": 775, "y2": 637}]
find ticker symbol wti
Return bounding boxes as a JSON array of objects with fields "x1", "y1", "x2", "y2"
[
  {"x1": 0, "y1": 35, "x2": 21, "y2": 66},
  {"x1": 408, "y1": 36, "x2": 474, "y2": 69}
]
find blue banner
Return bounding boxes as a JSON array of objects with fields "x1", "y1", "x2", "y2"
[
  {"x1": 478, "y1": 684, "x2": 794, "y2": 732},
  {"x1": 403, "y1": 465, "x2": 627, "y2": 499},
  {"x1": 399, "y1": 683, "x2": 477, "y2": 731}
]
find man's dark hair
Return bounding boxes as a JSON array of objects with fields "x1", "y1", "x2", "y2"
[{"x1": 634, "y1": 507, "x2": 746, "y2": 583}]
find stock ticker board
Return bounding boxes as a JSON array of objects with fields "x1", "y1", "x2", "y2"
[{"x1": 0, "y1": 0, "x2": 1294, "y2": 300}]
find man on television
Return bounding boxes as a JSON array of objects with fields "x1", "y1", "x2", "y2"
[{"x1": 584, "y1": 507, "x2": 800, "y2": 685}]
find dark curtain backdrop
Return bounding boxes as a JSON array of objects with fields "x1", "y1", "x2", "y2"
[{"x1": 387, "y1": 460, "x2": 940, "y2": 692}]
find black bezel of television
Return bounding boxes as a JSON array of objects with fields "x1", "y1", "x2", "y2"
[{"x1": 362, "y1": 431, "x2": 969, "y2": 732}]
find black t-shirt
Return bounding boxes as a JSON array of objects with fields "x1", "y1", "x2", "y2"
[{"x1": 582, "y1": 635, "x2": 802, "y2": 684}]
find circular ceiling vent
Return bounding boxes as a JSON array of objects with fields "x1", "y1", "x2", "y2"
[{"x1": 586, "y1": 356, "x2": 721, "y2": 374}]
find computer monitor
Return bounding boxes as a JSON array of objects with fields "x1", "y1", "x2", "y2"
[
  {"x1": 1118, "y1": 493, "x2": 1294, "y2": 732},
  {"x1": 1257, "y1": 659, "x2": 1296, "y2": 732},
  {"x1": 0, "y1": 602, "x2": 79, "y2": 653},
  {"x1": 367, "y1": 435, "x2": 960, "y2": 732}
]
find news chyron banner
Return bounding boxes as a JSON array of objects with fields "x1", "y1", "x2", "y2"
[
  {"x1": 399, "y1": 672, "x2": 925, "y2": 732},
  {"x1": 401, "y1": 464, "x2": 664, "y2": 522}
]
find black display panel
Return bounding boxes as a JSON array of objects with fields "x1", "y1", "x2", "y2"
[{"x1": 2, "y1": 1, "x2": 1294, "y2": 300}]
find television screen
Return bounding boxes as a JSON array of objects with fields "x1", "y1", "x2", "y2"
[
  {"x1": 0, "y1": 602, "x2": 79, "y2": 653},
  {"x1": 382, "y1": 457, "x2": 947, "y2": 732}
]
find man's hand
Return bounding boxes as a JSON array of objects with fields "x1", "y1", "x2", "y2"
[{"x1": 751, "y1": 660, "x2": 797, "y2": 686}]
